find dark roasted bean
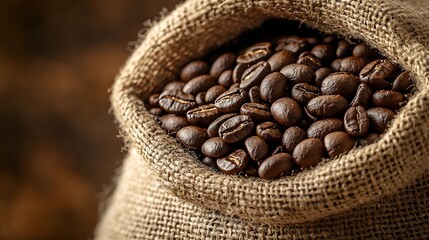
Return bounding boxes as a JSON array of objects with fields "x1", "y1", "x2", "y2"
[
  {"x1": 239, "y1": 61, "x2": 271, "y2": 90},
  {"x1": 275, "y1": 36, "x2": 308, "y2": 53},
  {"x1": 149, "y1": 107, "x2": 164, "y2": 116},
  {"x1": 159, "y1": 90, "x2": 197, "y2": 114},
  {"x1": 280, "y1": 64, "x2": 314, "y2": 85},
  {"x1": 367, "y1": 107, "x2": 396, "y2": 133},
  {"x1": 360, "y1": 59, "x2": 399, "y2": 89},
  {"x1": 249, "y1": 86, "x2": 262, "y2": 103},
  {"x1": 321, "y1": 72, "x2": 360, "y2": 98},
  {"x1": 195, "y1": 91, "x2": 206, "y2": 105},
  {"x1": 237, "y1": 42, "x2": 273, "y2": 65},
  {"x1": 392, "y1": 71, "x2": 413, "y2": 92},
  {"x1": 307, "y1": 118, "x2": 344, "y2": 139},
  {"x1": 243, "y1": 162, "x2": 259, "y2": 177},
  {"x1": 219, "y1": 115, "x2": 254, "y2": 143},
  {"x1": 176, "y1": 126, "x2": 209, "y2": 150},
  {"x1": 201, "y1": 137, "x2": 231, "y2": 158},
  {"x1": 314, "y1": 67, "x2": 333, "y2": 87},
  {"x1": 202, "y1": 156, "x2": 217, "y2": 168},
  {"x1": 186, "y1": 104, "x2": 221, "y2": 126},
  {"x1": 330, "y1": 58, "x2": 342, "y2": 72},
  {"x1": 336, "y1": 40, "x2": 352, "y2": 57},
  {"x1": 357, "y1": 133, "x2": 380, "y2": 146},
  {"x1": 210, "y1": 53, "x2": 236, "y2": 78},
  {"x1": 344, "y1": 106, "x2": 370, "y2": 136},
  {"x1": 232, "y1": 63, "x2": 248, "y2": 83},
  {"x1": 148, "y1": 94, "x2": 160, "y2": 107},
  {"x1": 297, "y1": 52, "x2": 322, "y2": 71},
  {"x1": 271, "y1": 97, "x2": 302, "y2": 127},
  {"x1": 267, "y1": 50, "x2": 296, "y2": 71},
  {"x1": 180, "y1": 60, "x2": 209, "y2": 82},
  {"x1": 303, "y1": 106, "x2": 319, "y2": 122},
  {"x1": 161, "y1": 115, "x2": 190, "y2": 134},
  {"x1": 244, "y1": 136, "x2": 269, "y2": 162},
  {"x1": 205, "y1": 86, "x2": 227, "y2": 103},
  {"x1": 270, "y1": 145, "x2": 285, "y2": 156},
  {"x1": 307, "y1": 95, "x2": 348, "y2": 117},
  {"x1": 240, "y1": 103, "x2": 271, "y2": 122},
  {"x1": 214, "y1": 88, "x2": 248, "y2": 113},
  {"x1": 163, "y1": 81, "x2": 186, "y2": 92},
  {"x1": 373, "y1": 90, "x2": 404, "y2": 109},
  {"x1": 218, "y1": 70, "x2": 234, "y2": 88},
  {"x1": 293, "y1": 138, "x2": 325, "y2": 169},
  {"x1": 350, "y1": 83, "x2": 372, "y2": 107},
  {"x1": 256, "y1": 121, "x2": 283, "y2": 143},
  {"x1": 353, "y1": 44, "x2": 378, "y2": 59},
  {"x1": 324, "y1": 131, "x2": 356, "y2": 158},
  {"x1": 340, "y1": 57, "x2": 369, "y2": 75},
  {"x1": 260, "y1": 72, "x2": 288, "y2": 103},
  {"x1": 282, "y1": 126, "x2": 307, "y2": 153},
  {"x1": 291, "y1": 83, "x2": 320, "y2": 105},
  {"x1": 207, "y1": 113, "x2": 237, "y2": 138},
  {"x1": 311, "y1": 44, "x2": 335, "y2": 62},
  {"x1": 216, "y1": 149, "x2": 249, "y2": 174},
  {"x1": 183, "y1": 75, "x2": 217, "y2": 95},
  {"x1": 258, "y1": 153, "x2": 294, "y2": 179},
  {"x1": 229, "y1": 83, "x2": 240, "y2": 89}
]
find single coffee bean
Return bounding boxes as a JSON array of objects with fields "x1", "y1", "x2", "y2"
[
  {"x1": 271, "y1": 97, "x2": 302, "y2": 127},
  {"x1": 306, "y1": 36, "x2": 320, "y2": 45},
  {"x1": 324, "y1": 131, "x2": 356, "y2": 158},
  {"x1": 282, "y1": 126, "x2": 307, "y2": 153},
  {"x1": 230, "y1": 83, "x2": 240, "y2": 89},
  {"x1": 307, "y1": 95, "x2": 348, "y2": 117},
  {"x1": 149, "y1": 107, "x2": 164, "y2": 116},
  {"x1": 344, "y1": 106, "x2": 370, "y2": 136},
  {"x1": 186, "y1": 104, "x2": 221, "y2": 126},
  {"x1": 258, "y1": 153, "x2": 294, "y2": 180},
  {"x1": 323, "y1": 35, "x2": 337, "y2": 44},
  {"x1": 176, "y1": 126, "x2": 209, "y2": 150},
  {"x1": 353, "y1": 43, "x2": 378, "y2": 59},
  {"x1": 239, "y1": 61, "x2": 271, "y2": 90},
  {"x1": 392, "y1": 71, "x2": 413, "y2": 92},
  {"x1": 207, "y1": 113, "x2": 237, "y2": 138},
  {"x1": 267, "y1": 50, "x2": 296, "y2": 71},
  {"x1": 183, "y1": 75, "x2": 217, "y2": 95},
  {"x1": 202, "y1": 156, "x2": 217, "y2": 168},
  {"x1": 367, "y1": 107, "x2": 396, "y2": 133},
  {"x1": 307, "y1": 118, "x2": 344, "y2": 139},
  {"x1": 297, "y1": 52, "x2": 322, "y2": 71},
  {"x1": 163, "y1": 81, "x2": 186, "y2": 92},
  {"x1": 210, "y1": 53, "x2": 236, "y2": 78},
  {"x1": 350, "y1": 83, "x2": 372, "y2": 107},
  {"x1": 357, "y1": 133, "x2": 380, "y2": 146},
  {"x1": 240, "y1": 103, "x2": 271, "y2": 122},
  {"x1": 237, "y1": 42, "x2": 273, "y2": 65},
  {"x1": 373, "y1": 90, "x2": 404, "y2": 109},
  {"x1": 219, "y1": 115, "x2": 254, "y2": 143},
  {"x1": 256, "y1": 121, "x2": 283, "y2": 143},
  {"x1": 260, "y1": 72, "x2": 288, "y2": 103},
  {"x1": 205, "y1": 85, "x2": 226, "y2": 103},
  {"x1": 311, "y1": 44, "x2": 335, "y2": 62},
  {"x1": 249, "y1": 86, "x2": 262, "y2": 103},
  {"x1": 214, "y1": 88, "x2": 248, "y2": 113},
  {"x1": 160, "y1": 113, "x2": 175, "y2": 123},
  {"x1": 360, "y1": 59, "x2": 399, "y2": 89},
  {"x1": 275, "y1": 36, "x2": 308, "y2": 53},
  {"x1": 216, "y1": 149, "x2": 249, "y2": 174},
  {"x1": 321, "y1": 72, "x2": 360, "y2": 98},
  {"x1": 218, "y1": 70, "x2": 234, "y2": 88},
  {"x1": 336, "y1": 40, "x2": 352, "y2": 57},
  {"x1": 161, "y1": 115, "x2": 190, "y2": 134},
  {"x1": 339, "y1": 57, "x2": 369, "y2": 75},
  {"x1": 148, "y1": 93, "x2": 160, "y2": 107},
  {"x1": 195, "y1": 91, "x2": 206, "y2": 105},
  {"x1": 280, "y1": 64, "x2": 314, "y2": 85},
  {"x1": 293, "y1": 138, "x2": 325, "y2": 169},
  {"x1": 159, "y1": 90, "x2": 197, "y2": 114},
  {"x1": 291, "y1": 83, "x2": 320, "y2": 105},
  {"x1": 244, "y1": 136, "x2": 269, "y2": 162},
  {"x1": 243, "y1": 162, "x2": 259, "y2": 177},
  {"x1": 314, "y1": 67, "x2": 333, "y2": 87},
  {"x1": 330, "y1": 58, "x2": 342, "y2": 72},
  {"x1": 201, "y1": 137, "x2": 231, "y2": 158},
  {"x1": 180, "y1": 60, "x2": 209, "y2": 82},
  {"x1": 232, "y1": 63, "x2": 248, "y2": 83}
]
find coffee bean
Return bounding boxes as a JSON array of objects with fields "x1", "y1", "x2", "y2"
[
  {"x1": 195, "y1": 91, "x2": 206, "y2": 105},
  {"x1": 271, "y1": 97, "x2": 302, "y2": 127},
  {"x1": 260, "y1": 72, "x2": 288, "y2": 103},
  {"x1": 249, "y1": 86, "x2": 262, "y2": 103},
  {"x1": 336, "y1": 40, "x2": 352, "y2": 57},
  {"x1": 232, "y1": 63, "x2": 248, "y2": 83},
  {"x1": 321, "y1": 72, "x2": 360, "y2": 98},
  {"x1": 350, "y1": 83, "x2": 372, "y2": 107},
  {"x1": 218, "y1": 70, "x2": 234, "y2": 88},
  {"x1": 219, "y1": 115, "x2": 254, "y2": 143},
  {"x1": 353, "y1": 44, "x2": 378, "y2": 59},
  {"x1": 339, "y1": 57, "x2": 369, "y2": 75},
  {"x1": 291, "y1": 83, "x2": 320, "y2": 105},
  {"x1": 239, "y1": 61, "x2": 271, "y2": 90},
  {"x1": 207, "y1": 113, "x2": 237, "y2": 138},
  {"x1": 280, "y1": 64, "x2": 314, "y2": 85},
  {"x1": 148, "y1": 94, "x2": 160, "y2": 107},
  {"x1": 256, "y1": 121, "x2": 282, "y2": 143},
  {"x1": 186, "y1": 104, "x2": 221, "y2": 126},
  {"x1": 306, "y1": 37, "x2": 320, "y2": 45},
  {"x1": 323, "y1": 35, "x2": 337, "y2": 44},
  {"x1": 367, "y1": 107, "x2": 395, "y2": 133},
  {"x1": 392, "y1": 71, "x2": 413, "y2": 92},
  {"x1": 297, "y1": 52, "x2": 322, "y2": 71},
  {"x1": 163, "y1": 81, "x2": 186, "y2": 92},
  {"x1": 214, "y1": 88, "x2": 248, "y2": 113},
  {"x1": 183, "y1": 75, "x2": 217, "y2": 95},
  {"x1": 258, "y1": 153, "x2": 294, "y2": 179},
  {"x1": 244, "y1": 136, "x2": 269, "y2": 162},
  {"x1": 243, "y1": 162, "x2": 259, "y2": 177},
  {"x1": 282, "y1": 126, "x2": 307, "y2": 153},
  {"x1": 180, "y1": 60, "x2": 209, "y2": 82},
  {"x1": 230, "y1": 83, "x2": 240, "y2": 89},
  {"x1": 275, "y1": 36, "x2": 308, "y2": 53},
  {"x1": 149, "y1": 107, "x2": 164, "y2": 116},
  {"x1": 176, "y1": 126, "x2": 209, "y2": 150},
  {"x1": 205, "y1": 85, "x2": 227, "y2": 103},
  {"x1": 324, "y1": 131, "x2": 355, "y2": 158},
  {"x1": 270, "y1": 145, "x2": 285, "y2": 156},
  {"x1": 360, "y1": 59, "x2": 399, "y2": 89},
  {"x1": 311, "y1": 44, "x2": 335, "y2": 62},
  {"x1": 330, "y1": 58, "x2": 342, "y2": 72},
  {"x1": 161, "y1": 115, "x2": 190, "y2": 134},
  {"x1": 201, "y1": 137, "x2": 231, "y2": 158},
  {"x1": 159, "y1": 90, "x2": 197, "y2": 114},
  {"x1": 202, "y1": 156, "x2": 217, "y2": 168},
  {"x1": 357, "y1": 133, "x2": 380, "y2": 146},
  {"x1": 237, "y1": 42, "x2": 273, "y2": 65},
  {"x1": 240, "y1": 103, "x2": 271, "y2": 122},
  {"x1": 216, "y1": 149, "x2": 249, "y2": 174},
  {"x1": 373, "y1": 90, "x2": 404, "y2": 109},
  {"x1": 267, "y1": 50, "x2": 296, "y2": 71},
  {"x1": 210, "y1": 53, "x2": 236, "y2": 78},
  {"x1": 307, "y1": 118, "x2": 344, "y2": 139},
  {"x1": 314, "y1": 67, "x2": 333, "y2": 87},
  {"x1": 344, "y1": 106, "x2": 369, "y2": 136},
  {"x1": 307, "y1": 95, "x2": 348, "y2": 117},
  {"x1": 293, "y1": 138, "x2": 325, "y2": 169}
]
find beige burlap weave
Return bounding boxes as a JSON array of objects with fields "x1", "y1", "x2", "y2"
[{"x1": 96, "y1": 0, "x2": 429, "y2": 239}]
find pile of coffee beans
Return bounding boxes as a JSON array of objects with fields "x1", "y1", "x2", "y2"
[{"x1": 146, "y1": 23, "x2": 414, "y2": 180}]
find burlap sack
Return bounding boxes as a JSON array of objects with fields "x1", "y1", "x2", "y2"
[{"x1": 96, "y1": 0, "x2": 429, "y2": 239}]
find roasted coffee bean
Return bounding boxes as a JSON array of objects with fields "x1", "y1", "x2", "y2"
[
  {"x1": 270, "y1": 145, "x2": 285, "y2": 156},
  {"x1": 219, "y1": 115, "x2": 254, "y2": 143},
  {"x1": 244, "y1": 136, "x2": 269, "y2": 162},
  {"x1": 160, "y1": 113, "x2": 175, "y2": 123},
  {"x1": 367, "y1": 107, "x2": 395, "y2": 133},
  {"x1": 202, "y1": 156, "x2": 217, "y2": 168},
  {"x1": 336, "y1": 40, "x2": 352, "y2": 57},
  {"x1": 324, "y1": 131, "x2": 356, "y2": 158},
  {"x1": 291, "y1": 83, "x2": 320, "y2": 105},
  {"x1": 271, "y1": 97, "x2": 302, "y2": 127},
  {"x1": 392, "y1": 71, "x2": 413, "y2": 92},
  {"x1": 216, "y1": 149, "x2": 249, "y2": 174},
  {"x1": 321, "y1": 72, "x2": 360, "y2": 98},
  {"x1": 282, "y1": 126, "x2": 307, "y2": 153},
  {"x1": 149, "y1": 107, "x2": 164, "y2": 116},
  {"x1": 163, "y1": 81, "x2": 186, "y2": 92},
  {"x1": 307, "y1": 95, "x2": 348, "y2": 117},
  {"x1": 307, "y1": 118, "x2": 344, "y2": 139},
  {"x1": 230, "y1": 83, "x2": 240, "y2": 89},
  {"x1": 293, "y1": 138, "x2": 325, "y2": 169},
  {"x1": 323, "y1": 35, "x2": 337, "y2": 44},
  {"x1": 350, "y1": 83, "x2": 372, "y2": 107},
  {"x1": 256, "y1": 121, "x2": 283, "y2": 143},
  {"x1": 267, "y1": 50, "x2": 296, "y2": 71},
  {"x1": 218, "y1": 70, "x2": 234, "y2": 88},
  {"x1": 249, "y1": 86, "x2": 262, "y2": 103},
  {"x1": 297, "y1": 52, "x2": 322, "y2": 71},
  {"x1": 195, "y1": 91, "x2": 206, "y2": 105},
  {"x1": 344, "y1": 106, "x2": 370, "y2": 136},
  {"x1": 357, "y1": 133, "x2": 380, "y2": 146},
  {"x1": 240, "y1": 103, "x2": 271, "y2": 122},
  {"x1": 207, "y1": 113, "x2": 237, "y2": 138},
  {"x1": 311, "y1": 44, "x2": 335, "y2": 62},
  {"x1": 210, "y1": 53, "x2": 236, "y2": 79},
  {"x1": 330, "y1": 58, "x2": 342, "y2": 72},
  {"x1": 260, "y1": 72, "x2": 288, "y2": 103},
  {"x1": 180, "y1": 60, "x2": 209, "y2": 82},
  {"x1": 237, "y1": 42, "x2": 273, "y2": 65},
  {"x1": 306, "y1": 37, "x2": 320, "y2": 45},
  {"x1": 176, "y1": 126, "x2": 209, "y2": 150},
  {"x1": 205, "y1": 86, "x2": 226, "y2": 103},
  {"x1": 232, "y1": 63, "x2": 248, "y2": 83},
  {"x1": 280, "y1": 64, "x2": 314, "y2": 85},
  {"x1": 360, "y1": 59, "x2": 399, "y2": 89},
  {"x1": 214, "y1": 88, "x2": 248, "y2": 113},
  {"x1": 314, "y1": 67, "x2": 333, "y2": 87},
  {"x1": 186, "y1": 104, "x2": 221, "y2": 126},
  {"x1": 339, "y1": 57, "x2": 369, "y2": 75},
  {"x1": 148, "y1": 94, "x2": 160, "y2": 107},
  {"x1": 353, "y1": 44, "x2": 378, "y2": 59},
  {"x1": 275, "y1": 36, "x2": 308, "y2": 53},
  {"x1": 373, "y1": 90, "x2": 404, "y2": 109},
  {"x1": 201, "y1": 137, "x2": 231, "y2": 158},
  {"x1": 183, "y1": 75, "x2": 217, "y2": 95},
  {"x1": 258, "y1": 153, "x2": 294, "y2": 180},
  {"x1": 239, "y1": 61, "x2": 271, "y2": 90},
  {"x1": 243, "y1": 162, "x2": 259, "y2": 177},
  {"x1": 159, "y1": 90, "x2": 197, "y2": 114},
  {"x1": 161, "y1": 115, "x2": 190, "y2": 134}
]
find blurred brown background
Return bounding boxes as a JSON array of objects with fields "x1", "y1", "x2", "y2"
[{"x1": 0, "y1": 0, "x2": 180, "y2": 239}]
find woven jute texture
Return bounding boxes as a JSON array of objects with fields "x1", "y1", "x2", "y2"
[{"x1": 96, "y1": 0, "x2": 429, "y2": 239}]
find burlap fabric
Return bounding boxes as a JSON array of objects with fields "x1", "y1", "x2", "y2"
[{"x1": 96, "y1": 0, "x2": 429, "y2": 239}]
